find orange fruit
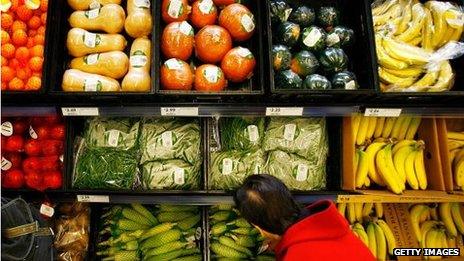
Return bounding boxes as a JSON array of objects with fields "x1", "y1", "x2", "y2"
[
  {"x1": 12, "y1": 29, "x2": 27, "y2": 46},
  {"x1": 160, "y1": 58, "x2": 194, "y2": 90},
  {"x1": 1, "y1": 30, "x2": 10, "y2": 44},
  {"x1": 15, "y1": 46, "x2": 29, "y2": 61},
  {"x1": 194, "y1": 64, "x2": 227, "y2": 91},
  {"x1": 25, "y1": 0, "x2": 41, "y2": 10},
  {"x1": 40, "y1": 12, "x2": 46, "y2": 25},
  {"x1": 40, "y1": 0, "x2": 47, "y2": 12},
  {"x1": 8, "y1": 77, "x2": 24, "y2": 90},
  {"x1": 220, "y1": 46, "x2": 255, "y2": 82},
  {"x1": 25, "y1": 75, "x2": 41, "y2": 90},
  {"x1": 8, "y1": 58, "x2": 20, "y2": 69},
  {"x1": 29, "y1": 56, "x2": 43, "y2": 72},
  {"x1": 16, "y1": 5, "x2": 33, "y2": 21},
  {"x1": 1, "y1": 66, "x2": 15, "y2": 82},
  {"x1": 11, "y1": 20, "x2": 27, "y2": 32},
  {"x1": 16, "y1": 67, "x2": 31, "y2": 80},
  {"x1": 218, "y1": 3, "x2": 255, "y2": 42},
  {"x1": 2, "y1": 82, "x2": 7, "y2": 90},
  {"x1": 195, "y1": 25, "x2": 232, "y2": 63},
  {"x1": 10, "y1": 0, "x2": 20, "y2": 11},
  {"x1": 2, "y1": 43, "x2": 16, "y2": 59},
  {"x1": 1, "y1": 56, "x2": 8, "y2": 66},
  {"x1": 161, "y1": 21, "x2": 194, "y2": 60},
  {"x1": 1, "y1": 13, "x2": 14, "y2": 29},
  {"x1": 33, "y1": 34, "x2": 44, "y2": 45},
  {"x1": 190, "y1": 0, "x2": 218, "y2": 29},
  {"x1": 28, "y1": 16, "x2": 41, "y2": 29},
  {"x1": 32, "y1": 72, "x2": 41, "y2": 77},
  {"x1": 28, "y1": 29, "x2": 37, "y2": 37},
  {"x1": 213, "y1": 0, "x2": 237, "y2": 7},
  {"x1": 26, "y1": 38, "x2": 34, "y2": 48},
  {"x1": 30, "y1": 45, "x2": 43, "y2": 57},
  {"x1": 37, "y1": 26, "x2": 45, "y2": 35}
]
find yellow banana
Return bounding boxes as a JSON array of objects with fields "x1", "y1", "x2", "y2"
[
  {"x1": 373, "y1": 222, "x2": 387, "y2": 261},
  {"x1": 376, "y1": 144, "x2": 404, "y2": 194},
  {"x1": 397, "y1": 116, "x2": 413, "y2": 140},
  {"x1": 366, "y1": 141, "x2": 388, "y2": 186},
  {"x1": 453, "y1": 149, "x2": 464, "y2": 166},
  {"x1": 354, "y1": 148, "x2": 359, "y2": 175},
  {"x1": 376, "y1": 219, "x2": 396, "y2": 255},
  {"x1": 382, "y1": 67, "x2": 423, "y2": 78},
  {"x1": 406, "y1": 36, "x2": 422, "y2": 46},
  {"x1": 439, "y1": 202, "x2": 458, "y2": 237},
  {"x1": 420, "y1": 220, "x2": 440, "y2": 247},
  {"x1": 382, "y1": 37, "x2": 432, "y2": 65},
  {"x1": 405, "y1": 149, "x2": 420, "y2": 189},
  {"x1": 450, "y1": 25, "x2": 463, "y2": 41},
  {"x1": 438, "y1": 228, "x2": 449, "y2": 248},
  {"x1": 415, "y1": 148, "x2": 428, "y2": 190},
  {"x1": 373, "y1": 4, "x2": 402, "y2": 25},
  {"x1": 430, "y1": 206, "x2": 439, "y2": 220},
  {"x1": 382, "y1": 117, "x2": 397, "y2": 138},
  {"x1": 355, "y1": 203, "x2": 364, "y2": 222},
  {"x1": 356, "y1": 149, "x2": 370, "y2": 188},
  {"x1": 373, "y1": 117, "x2": 386, "y2": 138},
  {"x1": 372, "y1": 0, "x2": 399, "y2": 17},
  {"x1": 451, "y1": 202, "x2": 464, "y2": 234},
  {"x1": 392, "y1": 139, "x2": 417, "y2": 154},
  {"x1": 348, "y1": 203, "x2": 357, "y2": 224},
  {"x1": 366, "y1": 222, "x2": 377, "y2": 258},
  {"x1": 362, "y1": 202, "x2": 374, "y2": 217},
  {"x1": 375, "y1": 203, "x2": 384, "y2": 218},
  {"x1": 353, "y1": 225, "x2": 370, "y2": 246},
  {"x1": 429, "y1": 61, "x2": 453, "y2": 91},
  {"x1": 391, "y1": 117, "x2": 406, "y2": 140},
  {"x1": 352, "y1": 115, "x2": 362, "y2": 143},
  {"x1": 394, "y1": 144, "x2": 416, "y2": 187},
  {"x1": 448, "y1": 132, "x2": 464, "y2": 141},
  {"x1": 366, "y1": 117, "x2": 378, "y2": 140},
  {"x1": 397, "y1": 3, "x2": 426, "y2": 42},
  {"x1": 425, "y1": 229, "x2": 440, "y2": 252},
  {"x1": 420, "y1": 207, "x2": 431, "y2": 223},
  {"x1": 422, "y1": 8, "x2": 434, "y2": 51},
  {"x1": 411, "y1": 69, "x2": 439, "y2": 89},
  {"x1": 396, "y1": 0, "x2": 413, "y2": 35},
  {"x1": 337, "y1": 203, "x2": 347, "y2": 218},
  {"x1": 447, "y1": 235, "x2": 457, "y2": 248},
  {"x1": 378, "y1": 67, "x2": 417, "y2": 88},
  {"x1": 449, "y1": 148, "x2": 461, "y2": 166},
  {"x1": 427, "y1": 1, "x2": 449, "y2": 48},
  {"x1": 364, "y1": 175, "x2": 371, "y2": 187},
  {"x1": 449, "y1": 140, "x2": 464, "y2": 151},
  {"x1": 405, "y1": 117, "x2": 422, "y2": 140},
  {"x1": 356, "y1": 116, "x2": 370, "y2": 145},
  {"x1": 375, "y1": 37, "x2": 409, "y2": 70},
  {"x1": 410, "y1": 204, "x2": 430, "y2": 242},
  {"x1": 454, "y1": 157, "x2": 464, "y2": 188}
]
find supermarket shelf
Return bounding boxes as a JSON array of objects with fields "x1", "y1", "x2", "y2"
[{"x1": 336, "y1": 190, "x2": 464, "y2": 203}]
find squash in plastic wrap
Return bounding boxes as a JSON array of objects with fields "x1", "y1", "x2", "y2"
[
  {"x1": 66, "y1": 28, "x2": 127, "y2": 57},
  {"x1": 67, "y1": 0, "x2": 121, "y2": 11},
  {"x1": 69, "y1": 4, "x2": 126, "y2": 34},
  {"x1": 125, "y1": 0, "x2": 153, "y2": 38},
  {"x1": 70, "y1": 51, "x2": 129, "y2": 79},
  {"x1": 62, "y1": 69, "x2": 121, "y2": 92},
  {"x1": 122, "y1": 37, "x2": 152, "y2": 92}
]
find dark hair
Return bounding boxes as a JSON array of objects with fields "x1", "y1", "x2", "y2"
[{"x1": 234, "y1": 174, "x2": 302, "y2": 235}]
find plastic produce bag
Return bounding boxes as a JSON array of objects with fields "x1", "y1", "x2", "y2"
[
  {"x1": 140, "y1": 118, "x2": 202, "y2": 165},
  {"x1": 209, "y1": 149, "x2": 266, "y2": 190},
  {"x1": 266, "y1": 150, "x2": 326, "y2": 191},
  {"x1": 263, "y1": 117, "x2": 328, "y2": 161},
  {"x1": 219, "y1": 117, "x2": 266, "y2": 151},
  {"x1": 85, "y1": 118, "x2": 140, "y2": 150},
  {"x1": 141, "y1": 159, "x2": 201, "y2": 190}
]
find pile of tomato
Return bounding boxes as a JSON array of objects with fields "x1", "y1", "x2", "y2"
[
  {"x1": 1, "y1": 0, "x2": 47, "y2": 91},
  {"x1": 160, "y1": 0, "x2": 257, "y2": 92},
  {"x1": 1, "y1": 115, "x2": 65, "y2": 190}
]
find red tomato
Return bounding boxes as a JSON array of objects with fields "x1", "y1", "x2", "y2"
[
  {"x1": 43, "y1": 115, "x2": 61, "y2": 124},
  {"x1": 40, "y1": 155, "x2": 60, "y2": 171},
  {"x1": 43, "y1": 170, "x2": 62, "y2": 189},
  {"x1": 24, "y1": 139, "x2": 41, "y2": 156},
  {"x1": 41, "y1": 140, "x2": 63, "y2": 156},
  {"x1": 4, "y1": 135, "x2": 24, "y2": 152},
  {"x1": 50, "y1": 124, "x2": 65, "y2": 140},
  {"x1": 24, "y1": 170, "x2": 43, "y2": 190},
  {"x1": 22, "y1": 157, "x2": 41, "y2": 172},
  {"x1": 4, "y1": 152, "x2": 22, "y2": 169},
  {"x1": 35, "y1": 126, "x2": 49, "y2": 139},
  {"x1": 2, "y1": 169, "x2": 24, "y2": 188},
  {"x1": 12, "y1": 120, "x2": 28, "y2": 134}
]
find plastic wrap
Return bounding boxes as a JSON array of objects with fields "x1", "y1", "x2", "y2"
[
  {"x1": 85, "y1": 117, "x2": 140, "y2": 150},
  {"x1": 54, "y1": 203, "x2": 90, "y2": 261},
  {"x1": 266, "y1": 150, "x2": 326, "y2": 191},
  {"x1": 141, "y1": 159, "x2": 201, "y2": 190},
  {"x1": 219, "y1": 117, "x2": 266, "y2": 151},
  {"x1": 209, "y1": 149, "x2": 266, "y2": 190},
  {"x1": 139, "y1": 118, "x2": 202, "y2": 165}
]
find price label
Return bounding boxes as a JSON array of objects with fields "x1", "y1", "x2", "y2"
[
  {"x1": 40, "y1": 204, "x2": 55, "y2": 218},
  {"x1": 266, "y1": 107, "x2": 303, "y2": 116},
  {"x1": 62, "y1": 107, "x2": 99, "y2": 116},
  {"x1": 161, "y1": 107, "x2": 199, "y2": 116},
  {"x1": 77, "y1": 195, "x2": 109, "y2": 203},
  {"x1": 364, "y1": 108, "x2": 402, "y2": 117}
]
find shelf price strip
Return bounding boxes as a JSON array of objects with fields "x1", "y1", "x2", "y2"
[
  {"x1": 161, "y1": 107, "x2": 199, "y2": 116},
  {"x1": 62, "y1": 107, "x2": 100, "y2": 116},
  {"x1": 77, "y1": 194, "x2": 109, "y2": 203},
  {"x1": 266, "y1": 107, "x2": 304, "y2": 116},
  {"x1": 364, "y1": 108, "x2": 402, "y2": 117}
]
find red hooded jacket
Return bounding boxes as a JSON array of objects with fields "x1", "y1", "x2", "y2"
[{"x1": 274, "y1": 200, "x2": 375, "y2": 261}]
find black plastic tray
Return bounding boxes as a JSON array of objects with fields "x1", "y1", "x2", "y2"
[
  {"x1": 266, "y1": 0, "x2": 377, "y2": 100},
  {"x1": 154, "y1": 0, "x2": 265, "y2": 97},
  {"x1": 46, "y1": 0, "x2": 156, "y2": 96}
]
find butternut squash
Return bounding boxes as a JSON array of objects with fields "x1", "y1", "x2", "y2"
[
  {"x1": 125, "y1": 0, "x2": 153, "y2": 38},
  {"x1": 67, "y1": 0, "x2": 122, "y2": 11},
  {"x1": 69, "y1": 4, "x2": 126, "y2": 34},
  {"x1": 62, "y1": 69, "x2": 121, "y2": 92},
  {"x1": 67, "y1": 28, "x2": 127, "y2": 57},
  {"x1": 70, "y1": 51, "x2": 129, "y2": 79},
  {"x1": 122, "y1": 37, "x2": 151, "y2": 92}
]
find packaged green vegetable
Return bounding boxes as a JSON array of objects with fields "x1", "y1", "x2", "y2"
[
  {"x1": 141, "y1": 160, "x2": 201, "y2": 190},
  {"x1": 85, "y1": 117, "x2": 140, "y2": 150},
  {"x1": 266, "y1": 150, "x2": 326, "y2": 191},
  {"x1": 140, "y1": 118, "x2": 202, "y2": 165},
  {"x1": 219, "y1": 117, "x2": 266, "y2": 151}
]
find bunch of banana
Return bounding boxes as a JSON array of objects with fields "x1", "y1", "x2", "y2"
[
  {"x1": 409, "y1": 203, "x2": 464, "y2": 250},
  {"x1": 349, "y1": 220, "x2": 396, "y2": 260},
  {"x1": 447, "y1": 131, "x2": 464, "y2": 190},
  {"x1": 372, "y1": 0, "x2": 463, "y2": 92},
  {"x1": 338, "y1": 202, "x2": 384, "y2": 224}
]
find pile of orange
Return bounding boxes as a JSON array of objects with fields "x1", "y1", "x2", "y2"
[{"x1": 1, "y1": 0, "x2": 47, "y2": 91}]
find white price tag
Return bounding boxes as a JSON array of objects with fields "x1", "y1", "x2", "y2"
[
  {"x1": 62, "y1": 107, "x2": 99, "y2": 116},
  {"x1": 161, "y1": 131, "x2": 173, "y2": 147},
  {"x1": 303, "y1": 29, "x2": 322, "y2": 47},
  {"x1": 134, "y1": 0, "x2": 150, "y2": 8},
  {"x1": 173, "y1": 168, "x2": 185, "y2": 185},
  {"x1": 247, "y1": 125, "x2": 259, "y2": 142},
  {"x1": 241, "y1": 14, "x2": 255, "y2": 32},
  {"x1": 364, "y1": 108, "x2": 402, "y2": 117},
  {"x1": 296, "y1": 164, "x2": 308, "y2": 181},
  {"x1": 1, "y1": 121, "x2": 13, "y2": 136},
  {"x1": 284, "y1": 123, "x2": 296, "y2": 141},
  {"x1": 106, "y1": 130, "x2": 120, "y2": 147},
  {"x1": 40, "y1": 204, "x2": 55, "y2": 217},
  {"x1": 1, "y1": 157, "x2": 12, "y2": 171},
  {"x1": 222, "y1": 158, "x2": 233, "y2": 175},
  {"x1": 161, "y1": 107, "x2": 199, "y2": 116},
  {"x1": 77, "y1": 195, "x2": 109, "y2": 203},
  {"x1": 29, "y1": 126, "x2": 38, "y2": 139},
  {"x1": 168, "y1": 0, "x2": 182, "y2": 18},
  {"x1": 85, "y1": 8, "x2": 100, "y2": 19},
  {"x1": 266, "y1": 107, "x2": 303, "y2": 116},
  {"x1": 83, "y1": 32, "x2": 97, "y2": 48}
]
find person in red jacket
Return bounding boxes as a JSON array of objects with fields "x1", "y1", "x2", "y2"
[{"x1": 234, "y1": 174, "x2": 375, "y2": 261}]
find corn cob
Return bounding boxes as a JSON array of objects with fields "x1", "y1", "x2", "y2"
[
  {"x1": 172, "y1": 255, "x2": 202, "y2": 261},
  {"x1": 211, "y1": 242, "x2": 248, "y2": 258},
  {"x1": 227, "y1": 218, "x2": 251, "y2": 228},
  {"x1": 145, "y1": 249, "x2": 184, "y2": 261},
  {"x1": 211, "y1": 204, "x2": 234, "y2": 211},
  {"x1": 140, "y1": 223, "x2": 176, "y2": 241},
  {"x1": 99, "y1": 226, "x2": 123, "y2": 237},
  {"x1": 230, "y1": 234, "x2": 256, "y2": 248},
  {"x1": 231, "y1": 227, "x2": 253, "y2": 235},
  {"x1": 115, "y1": 240, "x2": 138, "y2": 251},
  {"x1": 101, "y1": 250, "x2": 139, "y2": 261},
  {"x1": 98, "y1": 232, "x2": 138, "y2": 246},
  {"x1": 122, "y1": 207, "x2": 153, "y2": 226},
  {"x1": 211, "y1": 211, "x2": 236, "y2": 222},
  {"x1": 117, "y1": 219, "x2": 150, "y2": 231},
  {"x1": 211, "y1": 222, "x2": 229, "y2": 236},
  {"x1": 131, "y1": 203, "x2": 158, "y2": 225},
  {"x1": 218, "y1": 236, "x2": 253, "y2": 256},
  {"x1": 157, "y1": 211, "x2": 194, "y2": 222},
  {"x1": 141, "y1": 229, "x2": 182, "y2": 250},
  {"x1": 159, "y1": 205, "x2": 199, "y2": 213},
  {"x1": 177, "y1": 214, "x2": 201, "y2": 231},
  {"x1": 145, "y1": 241, "x2": 187, "y2": 257},
  {"x1": 102, "y1": 206, "x2": 123, "y2": 219},
  {"x1": 96, "y1": 247, "x2": 119, "y2": 256}
]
